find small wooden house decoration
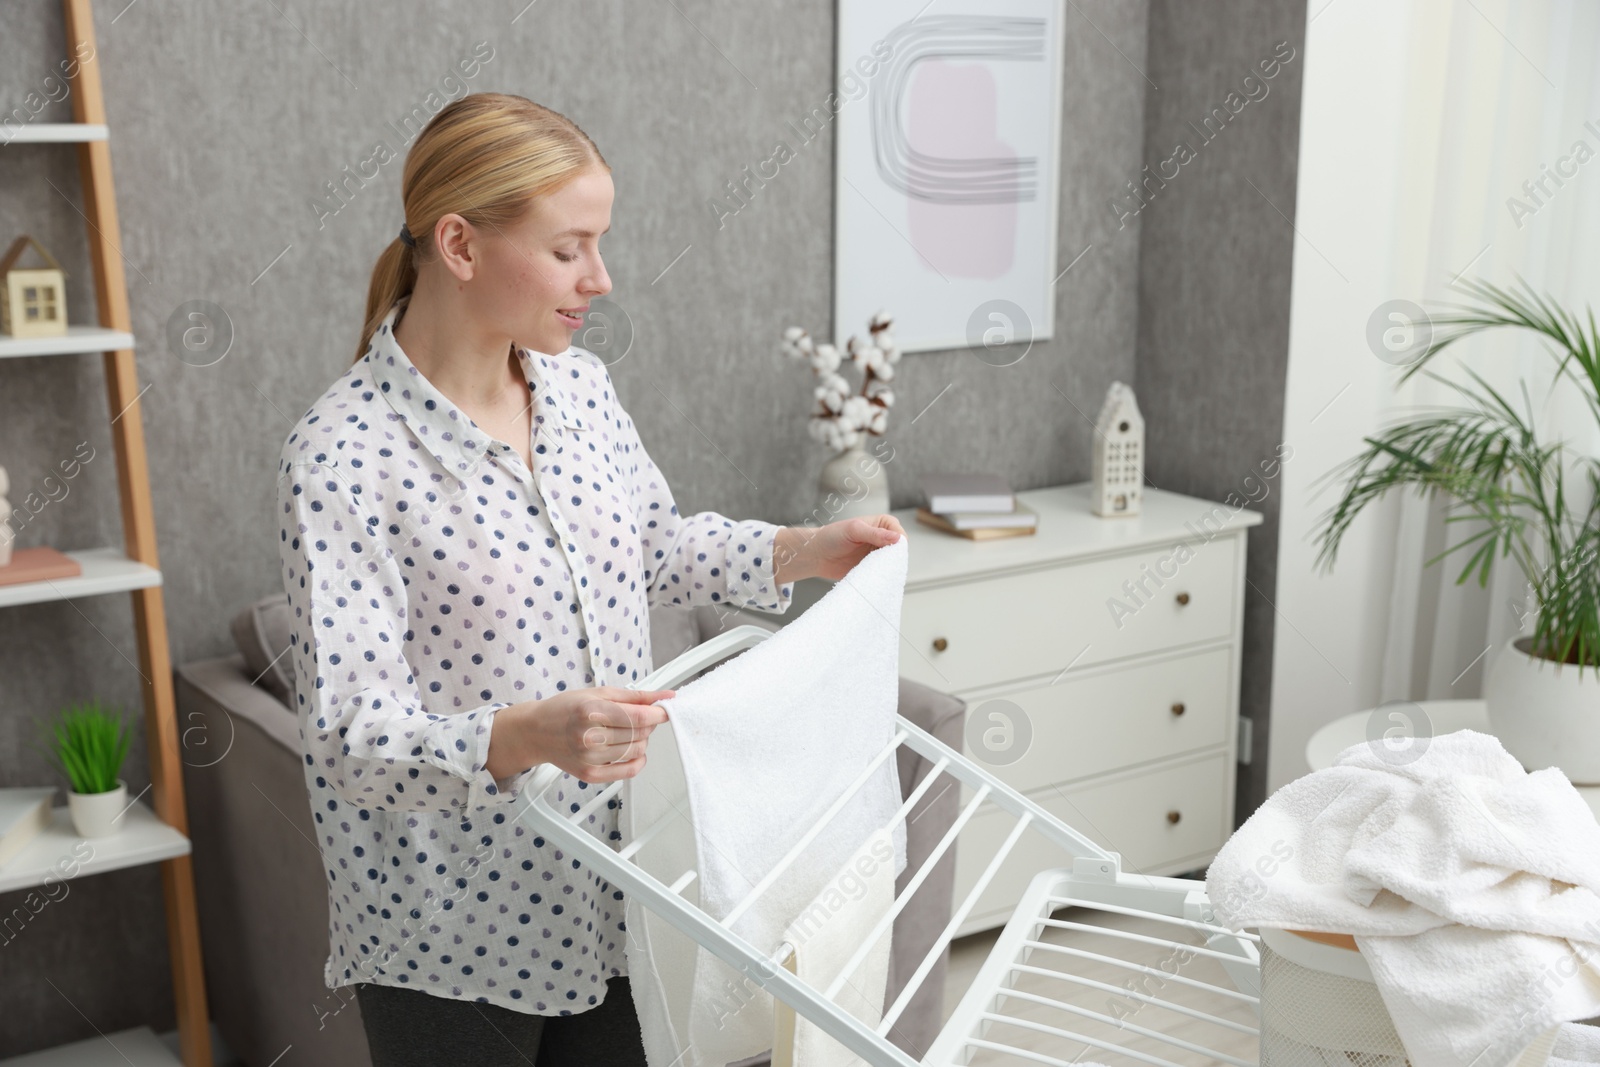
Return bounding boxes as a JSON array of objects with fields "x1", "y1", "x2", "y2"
[
  {"x1": 1092, "y1": 381, "x2": 1144, "y2": 517},
  {"x1": 0, "y1": 235, "x2": 68, "y2": 339}
]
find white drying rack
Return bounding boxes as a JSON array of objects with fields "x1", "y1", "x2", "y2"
[{"x1": 511, "y1": 625, "x2": 1263, "y2": 1066}]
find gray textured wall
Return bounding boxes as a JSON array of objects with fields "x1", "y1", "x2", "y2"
[
  {"x1": 0, "y1": 0, "x2": 1152, "y2": 1055},
  {"x1": 1132, "y1": 0, "x2": 1306, "y2": 822}
]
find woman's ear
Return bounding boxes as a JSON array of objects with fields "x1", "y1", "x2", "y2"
[{"x1": 433, "y1": 214, "x2": 480, "y2": 281}]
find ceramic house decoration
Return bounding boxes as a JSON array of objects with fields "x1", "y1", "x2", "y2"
[
  {"x1": 0, "y1": 235, "x2": 68, "y2": 339},
  {"x1": 1092, "y1": 381, "x2": 1144, "y2": 517}
]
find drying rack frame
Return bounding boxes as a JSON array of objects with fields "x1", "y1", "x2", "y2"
[{"x1": 509, "y1": 625, "x2": 1262, "y2": 1066}]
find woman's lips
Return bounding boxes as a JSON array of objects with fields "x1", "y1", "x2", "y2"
[{"x1": 557, "y1": 307, "x2": 586, "y2": 328}]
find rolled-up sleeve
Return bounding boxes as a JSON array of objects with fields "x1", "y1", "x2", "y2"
[
  {"x1": 277, "y1": 460, "x2": 540, "y2": 812},
  {"x1": 611, "y1": 407, "x2": 795, "y2": 615}
]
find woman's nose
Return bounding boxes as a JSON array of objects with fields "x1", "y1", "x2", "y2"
[{"x1": 588, "y1": 257, "x2": 612, "y2": 297}]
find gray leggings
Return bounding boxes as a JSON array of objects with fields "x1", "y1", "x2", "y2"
[{"x1": 355, "y1": 975, "x2": 648, "y2": 1066}]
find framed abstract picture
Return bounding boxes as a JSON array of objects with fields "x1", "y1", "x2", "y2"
[{"x1": 833, "y1": 0, "x2": 1065, "y2": 355}]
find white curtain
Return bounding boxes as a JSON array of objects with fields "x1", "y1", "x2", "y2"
[
  {"x1": 1380, "y1": 0, "x2": 1600, "y2": 703},
  {"x1": 1266, "y1": 0, "x2": 1600, "y2": 791}
]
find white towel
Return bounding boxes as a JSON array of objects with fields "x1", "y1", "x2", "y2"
[
  {"x1": 1552, "y1": 1021, "x2": 1600, "y2": 1066},
  {"x1": 1207, "y1": 729, "x2": 1600, "y2": 1067},
  {"x1": 781, "y1": 824, "x2": 898, "y2": 1067},
  {"x1": 623, "y1": 538, "x2": 910, "y2": 1067}
]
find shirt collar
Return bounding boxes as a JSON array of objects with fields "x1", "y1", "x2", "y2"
[{"x1": 362, "y1": 299, "x2": 589, "y2": 477}]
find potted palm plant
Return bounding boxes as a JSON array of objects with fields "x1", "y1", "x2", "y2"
[
  {"x1": 38, "y1": 699, "x2": 133, "y2": 837},
  {"x1": 1315, "y1": 277, "x2": 1600, "y2": 783}
]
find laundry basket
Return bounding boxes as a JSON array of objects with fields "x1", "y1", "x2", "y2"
[{"x1": 1258, "y1": 927, "x2": 1560, "y2": 1067}]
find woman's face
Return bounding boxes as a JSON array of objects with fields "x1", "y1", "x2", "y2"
[{"x1": 473, "y1": 167, "x2": 614, "y2": 357}]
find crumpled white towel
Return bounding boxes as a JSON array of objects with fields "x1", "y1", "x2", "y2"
[
  {"x1": 1552, "y1": 1021, "x2": 1600, "y2": 1066},
  {"x1": 624, "y1": 538, "x2": 909, "y2": 1067},
  {"x1": 1207, "y1": 729, "x2": 1600, "y2": 1067}
]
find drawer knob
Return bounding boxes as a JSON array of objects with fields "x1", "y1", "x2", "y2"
[
  {"x1": 1175, "y1": 592, "x2": 1191, "y2": 606},
  {"x1": 932, "y1": 637, "x2": 948, "y2": 652},
  {"x1": 1170, "y1": 702, "x2": 1186, "y2": 717},
  {"x1": 1166, "y1": 810, "x2": 1182, "y2": 825}
]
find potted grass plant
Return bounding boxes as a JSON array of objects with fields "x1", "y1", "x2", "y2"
[
  {"x1": 38, "y1": 699, "x2": 133, "y2": 838},
  {"x1": 1314, "y1": 277, "x2": 1600, "y2": 783}
]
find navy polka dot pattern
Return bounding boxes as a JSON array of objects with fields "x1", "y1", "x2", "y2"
[{"x1": 275, "y1": 299, "x2": 795, "y2": 1015}]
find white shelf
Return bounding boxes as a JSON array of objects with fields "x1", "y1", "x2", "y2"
[
  {"x1": 0, "y1": 800, "x2": 189, "y2": 895},
  {"x1": 0, "y1": 326, "x2": 135, "y2": 360},
  {"x1": 0, "y1": 123, "x2": 108, "y2": 144},
  {"x1": 0, "y1": 1027, "x2": 180, "y2": 1067},
  {"x1": 0, "y1": 548, "x2": 161, "y2": 609}
]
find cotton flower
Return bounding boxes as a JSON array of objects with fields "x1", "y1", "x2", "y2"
[
  {"x1": 841, "y1": 395, "x2": 873, "y2": 427},
  {"x1": 781, "y1": 311, "x2": 901, "y2": 450},
  {"x1": 811, "y1": 342, "x2": 841, "y2": 374},
  {"x1": 780, "y1": 326, "x2": 815, "y2": 361}
]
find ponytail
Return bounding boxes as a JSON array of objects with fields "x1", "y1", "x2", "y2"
[
  {"x1": 354, "y1": 236, "x2": 419, "y2": 364},
  {"x1": 351, "y1": 92, "x2": 609, "y2": 366}
]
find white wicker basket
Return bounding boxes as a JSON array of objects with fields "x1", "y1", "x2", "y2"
[{"x1": 1259, "y1": 927, "x2": 1560, "y2": 1067}]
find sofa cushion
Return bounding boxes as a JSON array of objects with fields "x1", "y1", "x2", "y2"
[{"x1": 230, "y1": 594, "x2": 293, "y2": 706}]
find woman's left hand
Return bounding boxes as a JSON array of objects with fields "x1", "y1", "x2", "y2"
[{"x1": 775, "y1": 514, "x2": 906, "y2": 584}]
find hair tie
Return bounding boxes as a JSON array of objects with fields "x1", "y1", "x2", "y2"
[{"x1": 398, "y1": 223, "x2": 417, "y2": 249}]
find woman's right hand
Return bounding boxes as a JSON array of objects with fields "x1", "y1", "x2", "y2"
[{"x1": 487, "y1": 687, "x2": 675, "y2": 784}]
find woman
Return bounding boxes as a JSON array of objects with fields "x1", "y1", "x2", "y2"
[{"x1": 276, "y1": 92, "x2": 904, "y2": 1066}]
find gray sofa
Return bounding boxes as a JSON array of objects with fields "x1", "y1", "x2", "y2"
[{"x1": 178, "y1": 596, "x2": 966, "y2": 1067}]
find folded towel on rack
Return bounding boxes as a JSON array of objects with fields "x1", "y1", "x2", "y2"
[
  {"x1": 623, "y1": 538, "x2": 910, "y2": 1067},
  {"x1": 1208, "y1": 729, "x2": 1600, "y2": 1067},
  {"x1": 779, "y1": 824, "x2": 898, "y2": 1067}
]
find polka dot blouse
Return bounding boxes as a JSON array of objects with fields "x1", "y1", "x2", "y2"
[{"x1": 276, "y1": 298, "x2": 795, "y2": 1015}]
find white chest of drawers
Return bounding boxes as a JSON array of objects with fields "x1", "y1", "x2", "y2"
[{"x1": 887, "y1": 482, "x2": 1260, "y2": 935}]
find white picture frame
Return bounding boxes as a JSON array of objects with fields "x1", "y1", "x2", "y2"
[{"x1": 833, "y1": 0, "x2": 1065, "y2": 355}]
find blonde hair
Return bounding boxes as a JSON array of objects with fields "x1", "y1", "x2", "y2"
[{"x1": 353, "y1": 92, "x2": 609, "y2": 365}]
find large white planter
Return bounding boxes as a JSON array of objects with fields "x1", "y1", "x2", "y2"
[
  {"x1": 67, "y1": 779, "x2": 128, "y2": 839},
  {"x1": 814, "y1": 442, "x2": 890, "y2": 523},
  {"x1": 1483, "y1": 637, "x2": 1600, "y2": 784}
]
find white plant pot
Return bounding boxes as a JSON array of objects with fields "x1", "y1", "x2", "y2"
[
  {"x1": 814, "y1": 442, "x2": 890, "y2": 523},
  {"x1": 67, "y1": 779, "x2": 128, "y2": 839},
  {"x1": 1483, "y1": 637, "x2": 1600, "y2": 785}
]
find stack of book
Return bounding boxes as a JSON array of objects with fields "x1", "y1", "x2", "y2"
[{"x1": 915, "y1": 472, "x2": 1038, "y2": 540}]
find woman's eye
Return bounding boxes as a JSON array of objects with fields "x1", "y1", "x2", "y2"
[{"x1": 554, "y1": 250, "x2": 576, "y2": 263}]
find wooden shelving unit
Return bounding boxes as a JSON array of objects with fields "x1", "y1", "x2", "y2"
[{"x1": 0, "y1": 2, "x2": 211, "y2": 1064}]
